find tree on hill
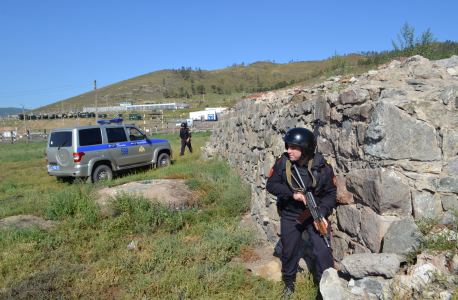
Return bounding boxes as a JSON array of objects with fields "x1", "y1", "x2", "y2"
[
  {"x1": 392, "y1": 22, "x2": 438, "y2": 58},
  {"x1": 198, "y1": 68, "x2": 204, "y2": 79},
  {"x1": 357, "y1": 22, "x2": 456, "y2": 68},
  {"x1": 196, "y1": 85, "x2": 205, "y2": 95}
]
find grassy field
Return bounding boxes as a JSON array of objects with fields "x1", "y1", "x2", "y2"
[{"x1": 0, "y1": 132, "x2": 319, "y2": 299}]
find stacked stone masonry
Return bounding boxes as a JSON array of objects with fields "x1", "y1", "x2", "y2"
[{"x1": 203, "y1": 55, "x2": 458, "y2": 266}]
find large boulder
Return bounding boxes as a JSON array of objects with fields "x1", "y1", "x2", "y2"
[
  {"x1": 340, "y1": 253, "x2": 400, "y2": 279},
  {"x1": 346, "y1": 168, "x2": 411, "y2": 216},
  {"x1": 347, "y1": 278, "x2": 385, "y2": 300},
  {"x1": 441, "y1": 84, "x2": 458, "y2": 105},
  {"x1": 382, "y1": 218, "x2": 423, "y2": 261},
  {"x1": 320, "y1": 268, "x2": 349, "y2": 300},
  {"x1": 412, "y1": 191, "x2": 442, "y2": 219},
  {"x1": 336, "y1": 205, "x2": 361, "y2": 238},
  {"x1": 314, "y1": 96, "x2": 331, "y2": 124},
  {"x1": 338, "y1": 89, "x2": 370, "y2": 105},
  {"x1": 364, "y1": 101, "x2": 441, "y2": 161},
  {"x1": 394, "y1": 263, "x2": 437, "y2": 293},
  {"x1": 360, "y1": 207, "x2": 400, "y2": 253},
  {"x1": 438, "y1": 177, "x2": 458, "y2": 193},
  {"x1": 332, "y1": 231, "x2": 351, "y2": 262},
  {"x1": 436, "y1": 55, "x2": 458, "y2": 68}
]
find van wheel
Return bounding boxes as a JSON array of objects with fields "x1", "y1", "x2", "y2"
[
  {"x1": 93, "y1": 165, "x2": 112, "y2": 183},
  {"x1": 157, "y1": 153, "x2": 171, "y2": 168}
]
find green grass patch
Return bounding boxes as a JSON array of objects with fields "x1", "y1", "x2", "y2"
[
  {"x1": 0, "y1": 141, "x2": 46, "y2": 163},
  {"x1": 0, "y1": 131, "x2": 321, "y2": 299},
  {"x1": 415, "y1": 215, "x2": 458, "y2": 253},
  {"x1": 102, "y1": 191, "x2": 198, "y2": 234}
]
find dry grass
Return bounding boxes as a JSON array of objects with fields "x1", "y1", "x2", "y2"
[{"x1": 241, "y1": 245, "x2": 261, "y2": 263}]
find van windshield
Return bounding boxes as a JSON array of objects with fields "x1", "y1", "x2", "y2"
[{"x1": 49, "y1": 132, "x2": 73, "y2": 147}]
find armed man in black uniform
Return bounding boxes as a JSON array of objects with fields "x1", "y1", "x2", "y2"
[
  {"x1": 266, "y1": 127, "x2": 337, "y2": 295},
  {"x1": 179, "y1": 122, "x2": 193, "y2": 156}
]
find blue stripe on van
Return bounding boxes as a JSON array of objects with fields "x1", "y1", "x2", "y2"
[{"x1": 76, "y1": 139, "x2": 168, "y2": 152}]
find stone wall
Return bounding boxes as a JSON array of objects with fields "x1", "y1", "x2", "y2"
[{"x1": 202, "y1": 55, "x2": 458, "y2": 266}]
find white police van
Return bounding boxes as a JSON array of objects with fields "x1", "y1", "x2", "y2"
[{"x1": 46, "y1": 119, "x2": 172, "y2": 183}]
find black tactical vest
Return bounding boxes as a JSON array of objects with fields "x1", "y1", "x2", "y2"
[{"x1": 279, "y1": 152, "x2": 327, "y2": 214}]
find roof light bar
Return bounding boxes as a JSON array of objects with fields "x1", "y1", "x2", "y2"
[{"x1": 97, "y1": 119, "x2": 123, "y2": 125}]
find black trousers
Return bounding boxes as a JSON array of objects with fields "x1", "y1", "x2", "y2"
[
  {"x1": 280, "y1": 210, "x2": 334, "y2": 282},
  {"x1": 180, "y1": 139, "x2": 192, "y2": 155}
]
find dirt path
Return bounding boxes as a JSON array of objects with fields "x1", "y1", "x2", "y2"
[
  {"x1": 231, "y1": 213, "x2": 283, "y2": 281},
  {"x1": 0, "y1": 215, "x2": 53, "y2": 231}
]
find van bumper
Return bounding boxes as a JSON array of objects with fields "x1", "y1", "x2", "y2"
[{"x1": 47, "y1": 164, "x2": 90, "y2": 177}]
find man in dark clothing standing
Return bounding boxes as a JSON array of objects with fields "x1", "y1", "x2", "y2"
[
  {"x1": 179, "y1": 122, "x2": 192, "y2": 156},
  {"x1": 266, "y1": 127, "x2": 337, "y2": 295}
]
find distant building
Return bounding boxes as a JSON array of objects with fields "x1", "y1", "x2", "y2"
[
  {"x1": 204, "y1": 107, "x2": 227, "y2": 119},
  {"x1": 120, "y1": 101, "x2": 133, "y2": 106},
  {"x1": 189, "y1": 110, "x2": 217, "y2": 121}
]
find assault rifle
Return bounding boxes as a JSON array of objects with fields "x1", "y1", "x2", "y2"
[{"x1": 291, "y1": 165, "x2": 331, "y2": 248}]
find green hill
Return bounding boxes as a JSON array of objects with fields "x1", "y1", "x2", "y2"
[
  {"x1": 0, "y1": 107, "x2": 30, "y2": 118},
  {"x1": 32, "y1": 54, "x2": 364, "y2": 114}
]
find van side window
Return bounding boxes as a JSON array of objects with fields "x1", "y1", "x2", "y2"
[
  {"x1": 106, "y1": 128, "x2": 128, "y2": 143},
  {"x1": 49, "y1": 131, "x2": 73, "y2": 147},
  {"x1": 127, "y1": 127, "x2": 146, "y2": 141},
  {"x1": 79, "y1": 128, "x2": 102, "y2": 146}
]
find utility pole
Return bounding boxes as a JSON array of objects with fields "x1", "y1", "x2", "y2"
[
  {"x1": 94, "y1": 80, "x2": 98, "y2": 122},
  {"x1": 143, "y1": 108, "x2": 146, "y2": 133},
  {"x1": 62, "y1": 101, "x2": 65, "y2": 127},
  {"x1": 21, "y1": 104, "x2": 27, "y2": 143}
]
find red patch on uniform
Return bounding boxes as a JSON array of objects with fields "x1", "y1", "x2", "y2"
[
  {"x1": 268, "y1": 168, "x2": 274, "y2": 178},
  {"x1": 333, "y1": 176, "x2": 337, "y2": 186}
]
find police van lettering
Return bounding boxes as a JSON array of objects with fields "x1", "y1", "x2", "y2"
[{"x1": 76, "y1": 139, "x2": 168, "y2": 152}]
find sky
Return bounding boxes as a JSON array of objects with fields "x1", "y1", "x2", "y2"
[{"x1": 0, "y1": 0, "x2": 457, "y2": 110}]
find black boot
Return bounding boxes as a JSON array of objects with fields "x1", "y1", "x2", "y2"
[{"x1": 281, "y1": 274, "x2": 296, "y2": 297}]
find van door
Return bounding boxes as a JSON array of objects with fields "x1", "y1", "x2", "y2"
[
  {"x1": 105, "y1": 127, "x2": 130, "y2": 166},
  {"x1": 47, "y1": 131, "x2": 74, "y2": 173},
  {"x1": 126, "y1": 126, "x2": 152, "y2": 165}
]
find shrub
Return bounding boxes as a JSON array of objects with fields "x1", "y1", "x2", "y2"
[
  {"x1": 46, "y1": 183, "x2": 100, "y2": 228},
  {"x1": 103, "y1": 191, "x2": 197, "y2": 234}
]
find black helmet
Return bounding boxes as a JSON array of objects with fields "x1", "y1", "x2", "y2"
[
  {"x1": 181, "y1": 122, "x2": 187, "y2": 128},
  {"x1": 284, "y1": 127, "x2": 316, "y2": 159}
]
